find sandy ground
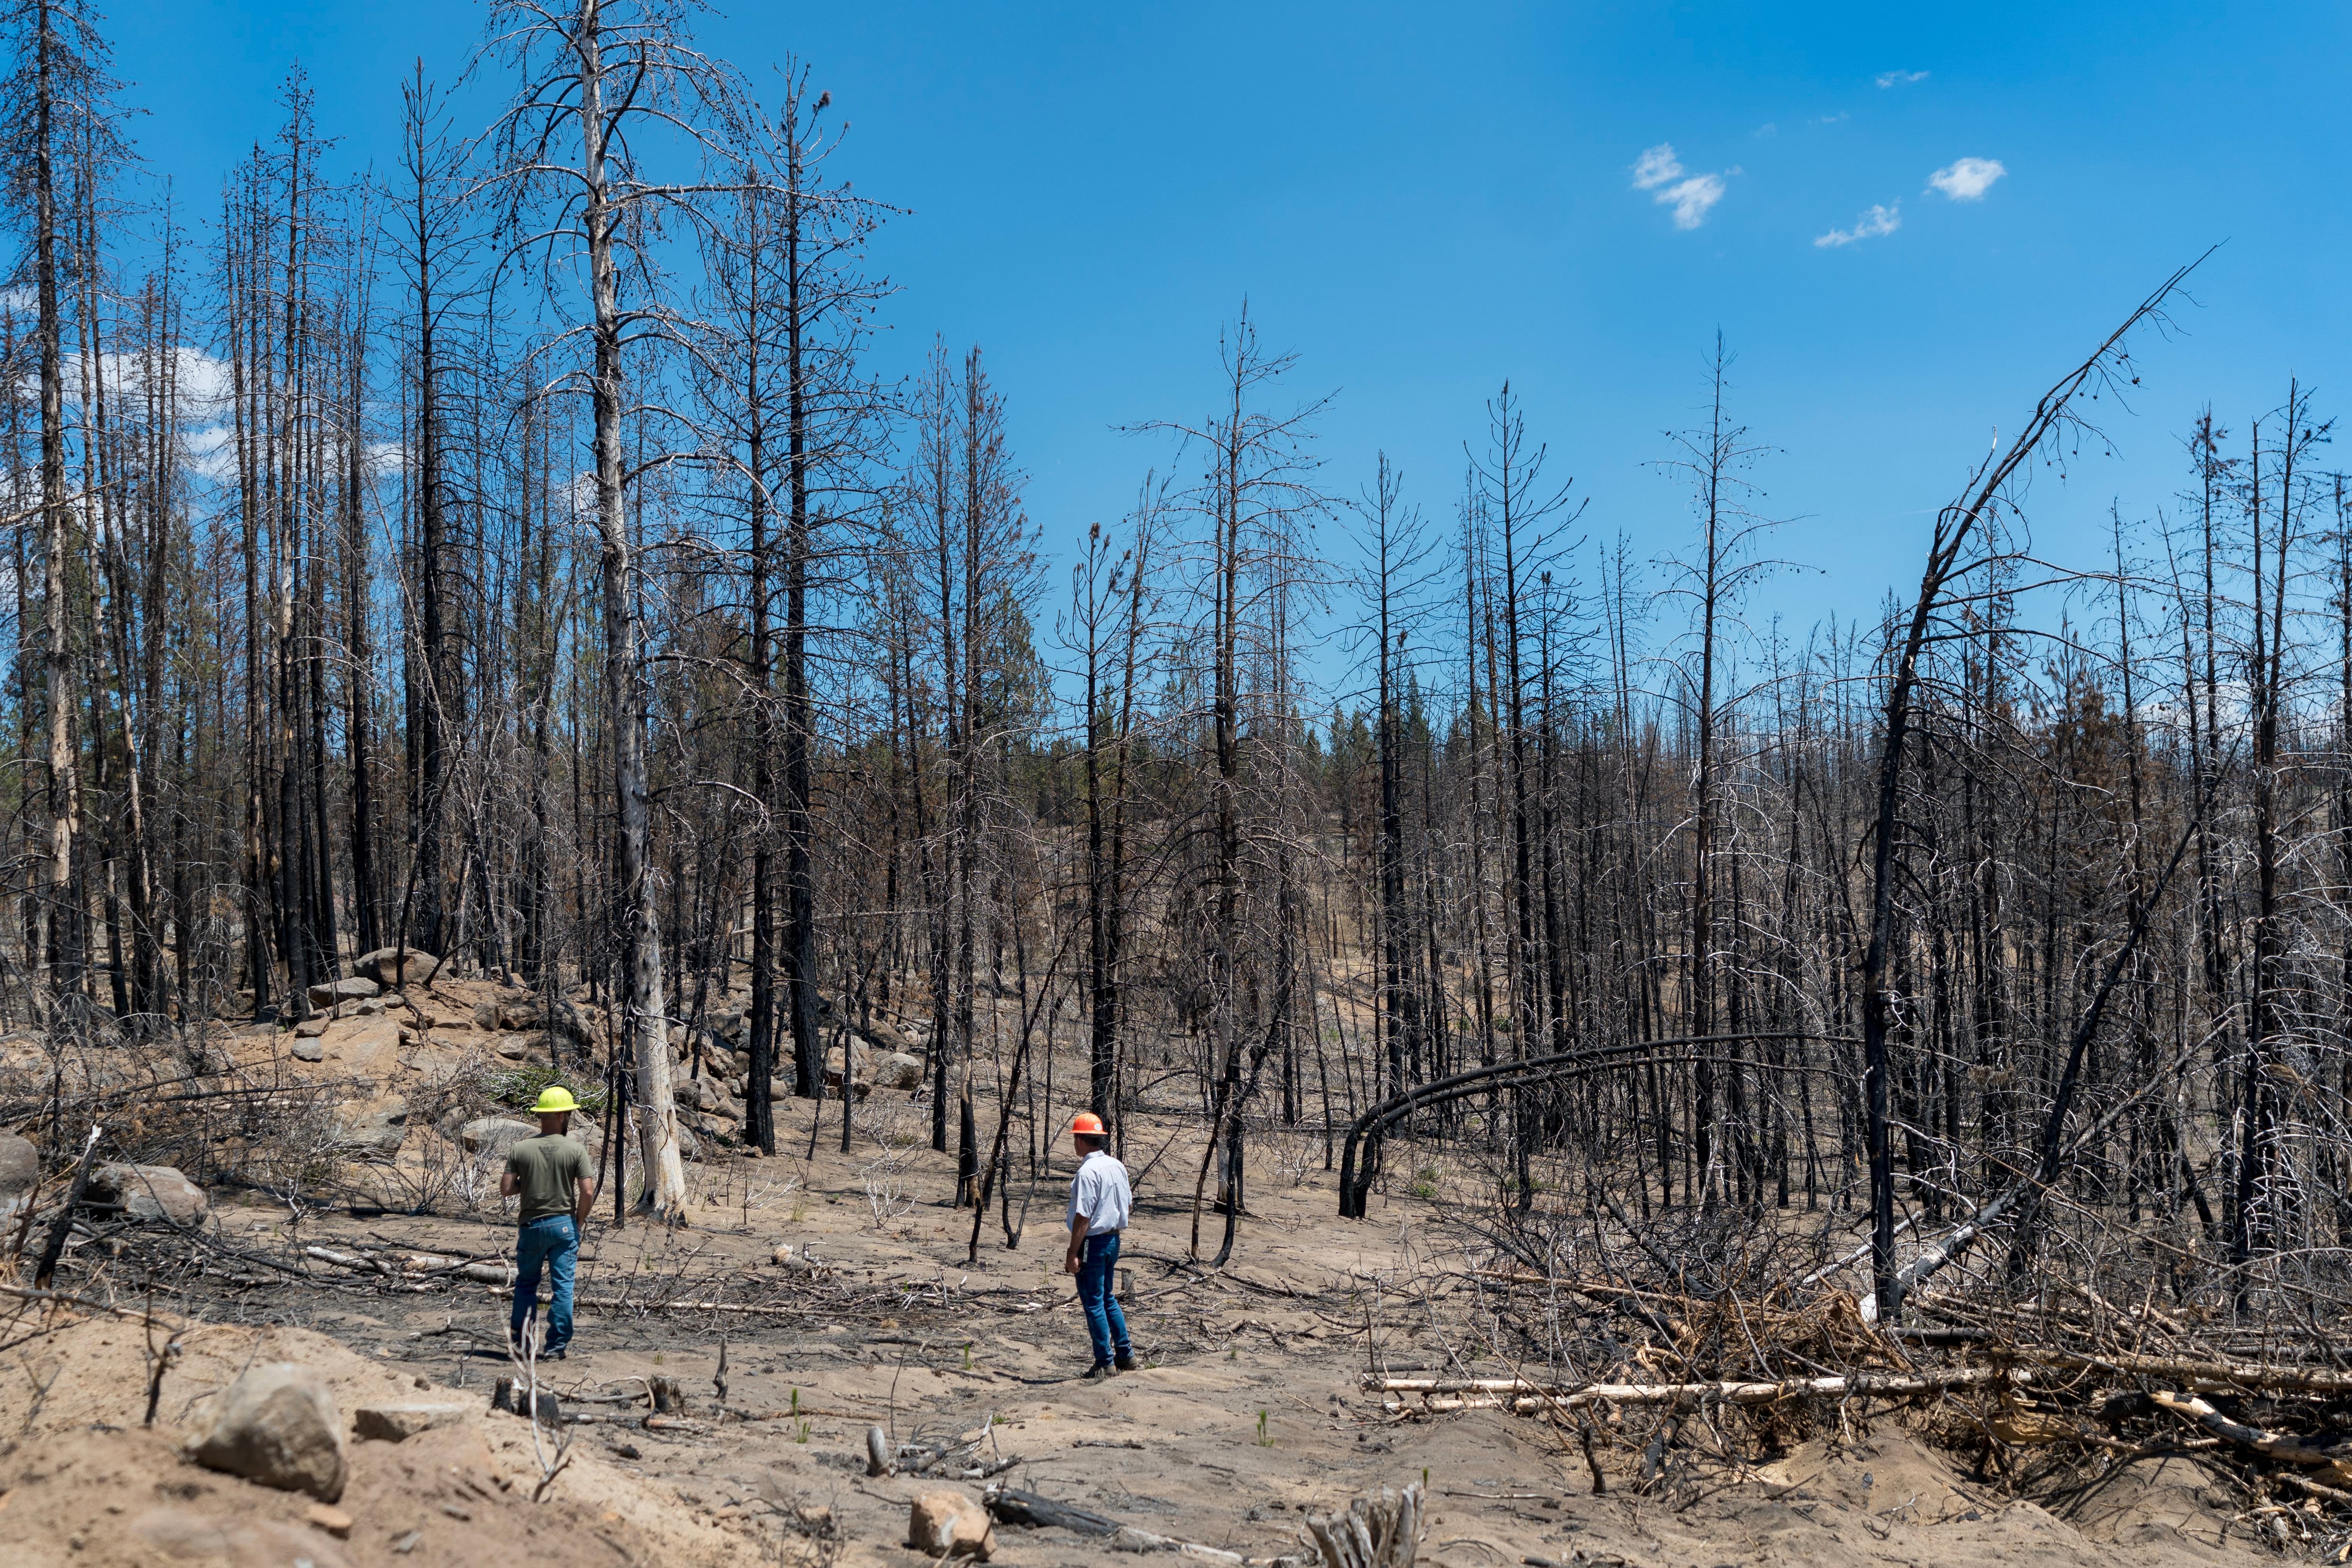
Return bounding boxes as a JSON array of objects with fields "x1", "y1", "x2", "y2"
[{"x1": 0, "y1": 985, "x2": 2285, "y2": 1566}]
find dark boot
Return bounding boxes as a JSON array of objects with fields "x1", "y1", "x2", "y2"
[{"x1": 1114, "y1": 1352, "x2": 1138, "y2": 1371}]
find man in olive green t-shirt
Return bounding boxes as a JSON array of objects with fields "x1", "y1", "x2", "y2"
[{"x1": 501, "y1": 1086, "x2": 597, "y2": 1359}]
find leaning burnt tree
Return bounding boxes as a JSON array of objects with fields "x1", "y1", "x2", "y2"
[{"x1": 1855, "y1": 258, "x2": 2205, "y2": 1320}]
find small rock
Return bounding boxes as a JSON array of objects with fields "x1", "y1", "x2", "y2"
[
  {"x1": 88, "y1": 1162, "x2": 209, "y2": 1226},
  {"x1": 354, "y1": 1401, "x2": 476, "y2": 1441},
  {"x1": 305, "y1": 1502, "x2": 355, "y2": 1537},
  {"x1": 307, "y1": 976, "x2": 381, "y2": 1007},
  {"x1": 294, "y1": 1015, "x2": 330, "y2": 1039},
  {"x1": 291, "y1": 1038, "x2": 325, "y2": 1063},
  {"x1": 495, "y1": 1036, "x2": 534, "y2": 1062},
  {"x1": 187, "y1": 1362, "x2": 347, "y2": 1502},
  {"x1": 908, "y1": 1490, "x2": 994, "y2": 1560},
  {"x1": 0, "y1": 1132, "x2": 39, "y2": 1219}
]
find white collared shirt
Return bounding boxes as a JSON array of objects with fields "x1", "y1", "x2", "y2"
[{"x1": 1067, "y1": 1149, "x2": 1133, "y2": 1234}]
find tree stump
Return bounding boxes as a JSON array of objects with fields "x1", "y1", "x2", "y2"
[{"x1": 1305, "y1": 1483, "x2": 1422, "y2": 1568}]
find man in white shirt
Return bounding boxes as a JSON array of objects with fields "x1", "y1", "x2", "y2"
[{"x1": 1064, "y1": 1111, "x2": 1136, "y2": 1380}]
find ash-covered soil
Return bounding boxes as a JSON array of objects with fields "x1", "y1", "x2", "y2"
[
  {"x1": 5, "y1": 1115, "x2": 2268, "y2": 1568},
  {"x1": 0, "y1": 976, "x2": 2286, "y2": 1566}
]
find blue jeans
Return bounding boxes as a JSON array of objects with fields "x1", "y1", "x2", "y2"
[
  {"x1": 1076, "y1": 1231, "x2": 1129, "y2": 1368},
  {"x1": 510, "y1": 1215, "x2": 579, "y2": 1356}
]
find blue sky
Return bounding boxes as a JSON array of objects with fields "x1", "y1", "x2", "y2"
[{"x1": 99, "y1": 0, "x2": 2352, "y2": 664}]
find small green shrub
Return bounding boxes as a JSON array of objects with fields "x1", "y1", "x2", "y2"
[{"x1": 482, "y1": 1063, "x2": 607, "y2": 1114}]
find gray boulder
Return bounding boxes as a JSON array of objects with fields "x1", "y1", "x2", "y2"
[
  {"x1": 0, "y1": 1132, "x2": 37, "y2": 1219},
  {"x1": 89, "y1": 1163, "x2": 208, "y2": 1226},
  {"x1": 293, "y1": 1015, "x2": 329, "y2": 1039},
  {"x1": 494, "y1": 1032, "x2": 543, "y2": 1062},
  {"x1": 675, "y1": 1075, "x2": 735, "y2": 1115},
  {"x1": 821, "y1": 1040, "x2": 872, "y2": 1086},
  {"x1": 852, "y1": 1014, "x2": 920, "y2": 1054},
  {"x1": 187, "y1": 1362, "x2": 346, "y2": 1502},
  {"x1": 356, "y1": 947, "x2": 440, "y2": 987},
  {"x1": 306, "y1": 976, "x2": 380, "y2": 1008},
  {"x1": 870, "y1": 1051, "x2": 925, "y2": 1090},
  {"x1": 290, "y1": 1037, "x2": 325, "y2": 1062},
  {"x1": 459, "y1": 1117, "x2": 538, "y2": 1156}
]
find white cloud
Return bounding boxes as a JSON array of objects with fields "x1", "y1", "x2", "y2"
[
  {"x1": 1661, "y1": 174, "x2": 1727, "y2": 229},
  {"x1": 1927, "y1": 156, "x2": 2006, "y2": 200},
  {"x1": 1876, "y1": 70, "x2": 1929, "y2": 88},
  {"x1": 1814, "y1": 202, "x2": 1902, "y2": 248},
  {"x1": 1630, "y1": 143, "x2": 1684, "y2": 191},
  {"x1": 1631, "y1": 143, "x2": 1731, "y2": 230}
]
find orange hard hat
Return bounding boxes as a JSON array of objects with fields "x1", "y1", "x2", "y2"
[{"x1": 1070, "y1": 1112, "x2": 1107, "y2": 1138}]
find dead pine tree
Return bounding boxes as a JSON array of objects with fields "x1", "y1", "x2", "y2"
[
  {"x1": 1134, "y1": 306, "x2": 1331, "y2": 1265},
  {"x1": 483, "y1": 0, "x2": 755, "y2": 1221},
  {"x1": 1651, "y1": 334, "x2": 1784, "y2": 1211}
]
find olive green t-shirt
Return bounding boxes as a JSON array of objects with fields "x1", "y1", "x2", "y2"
[{"x1": 506, "y1": 1132, "x2": 592, "y2": 1223}]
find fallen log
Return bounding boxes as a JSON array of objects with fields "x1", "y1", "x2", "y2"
[
  {"x1": 1370, "y1": 1367, "x2": 2017, "y2": 1410},
  {"x1": 488, "y1": 1290, "x2": 809, "y2": 1318},
  {"x1": 304, "y1": 1244, "x2": 513, "y2": 1285}
]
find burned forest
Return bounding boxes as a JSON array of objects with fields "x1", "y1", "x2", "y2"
[{"x1": 0, "y1": 2, "x2": 2349, "y2": 1565}]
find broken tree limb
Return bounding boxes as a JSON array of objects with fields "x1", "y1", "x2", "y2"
[
  {"x1": 2152, "y1": 1390, "x2": 2352, "y2": 1483},
  {"x1": 984, "y1": 1487, "x2": 1121, "y2": 1536},
  {"x1": 2020, "y1": 1349, "x2": 2352, "y2": 1396}
]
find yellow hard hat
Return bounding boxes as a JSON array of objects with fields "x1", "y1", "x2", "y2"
[{"x1": 531, "y1": 1085, "x2": 580, "y2": 1115}]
